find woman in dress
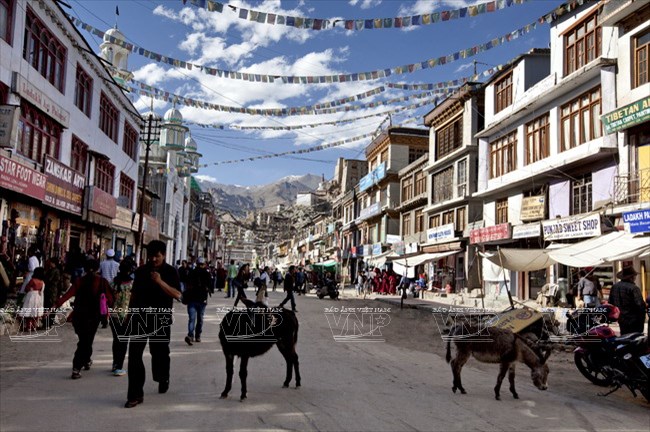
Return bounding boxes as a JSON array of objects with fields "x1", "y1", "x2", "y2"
[{"x1": 18, "y1": 267, "x2": 45, "y2": 332}]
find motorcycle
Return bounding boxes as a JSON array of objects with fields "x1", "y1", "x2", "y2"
[
  {"x1": 568, "y1": 306, "x2": 650, "y2": 402},
  {"x1": 316, "y1": 280, "x2": 339, "y2": 300}
]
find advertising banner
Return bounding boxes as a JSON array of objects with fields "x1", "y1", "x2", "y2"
[
  {"x1": 0, "y1": 154, "x2": 46, "y2": 200},
  {"x1": 542, "y1": 214, "x2": 601, "y2": 241},
  {"x1": 43, "y1": 156, "x2": 84, "y2": 214}
]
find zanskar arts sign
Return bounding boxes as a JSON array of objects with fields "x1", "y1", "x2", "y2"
[
  {"x1": 542, "y1": 214, "x2": 601, "y2": 241},
  {"x1": 43, "y1": 156, "x2": 85, "y2": 214}
]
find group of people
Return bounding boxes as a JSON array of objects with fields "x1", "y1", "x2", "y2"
[{"x1": 355, "y1": 268, "x2": 400, "y2": 296}]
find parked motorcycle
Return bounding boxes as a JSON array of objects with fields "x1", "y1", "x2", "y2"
[
  {"x1": 569, "y1": 310, "x2": 650, "y2": 402},
  {"x1": 316, "y1": 281, "x2": 339, "y2": 300}
]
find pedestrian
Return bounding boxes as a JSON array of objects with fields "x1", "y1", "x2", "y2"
[
  {"x1": 43, "y1": 257, "x2": 64, "y2": 310},
  {"x1": 577, "y1": 270, "x2": 598, "y2": 308},
  {"x1": 19, "y1": 246, "x2": 40, "y2": 294},
  {"x1": 279, "y1": 265, "x2": 297, "y2": 312},
  {"x1": 226, "y1": 259, "x2": 238, "y2": 298},
  {"x1": 99, "y1": 249, "x2": 119, "y2": 328},
  {"x1": 216, "y1": 261, "x2": 226, "y2": 292},
  {"x1": 356, "y1": 270, "x2": 365, "y2": 296},
  {"x1": 178, "y1": 260, "x2": 190, "y2": 293},
  {"x1": 608, "y1": 266, "x2": 646, "y2": 335},
  {"x1": 184, "y1": 257, "x2": 211, "y2": 346},
  {"x1": 109, "y1": 258, "x2": 135, "y2": 377},
  {"x1": 232, "y1": 263, "x2": 251, "y2": 308},
  {"x1": 53, "y1": 259, "x2": 113, "y2": 379},
  {"x1": 18, "y1": 266, "x2": 45, "y2": 332},
  {"x1": 124, "y1": 240, "x2": 181, "y2": 408},
  {"x1": 256, "y1": 265, "x2": 270, "y2": 304}
]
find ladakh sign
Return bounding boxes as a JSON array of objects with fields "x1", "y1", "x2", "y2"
[
  {"x1": 622, "y1": 209, "x2": 650, "y2": 234},
  {"x1": 601, "y1": 96, "x2": 650, "y2": 134},
  {"x1": 542, "y1": 214, "x2": 601, "y2": 241},
  {"x1": 12, "y1": 72, "x2": 70, "y2": 127}
]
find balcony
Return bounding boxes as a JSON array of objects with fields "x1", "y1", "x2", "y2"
[{"x1": 614, "y1": 168, "x2": 650, "y2": 205}]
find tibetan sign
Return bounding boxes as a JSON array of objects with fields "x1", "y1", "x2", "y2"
[
  {"x1": 86, "y1": 186, "x2": 117, "y2": 219},
  {"x1": 0, "y1": 105, "x2": 19, "y2": 148},
  {"x1": 601, "y1": 95, "x2": 650, "y2": 134},
  {"x1": 426, "y1": 223, "x2": 455, "y2": 243},
  {"x1": 470, "y1": 223, "x2": 511, "y2": 244},
  {"x1": 359, "y1": 162, "x2": 386, "y2": 192},
  {"x1": 43, "y1": 156, "x2": 84, "y2": 214},
  {"x1": 542, "y1": 213, "x2": 601, "y2": 241},
  {"x1": 12, "y1": 72, "x2": 70, "y2": 127},
  {"x1": 520, "y1": 195, "x2": 546, "y2": 221},
  {"x1": 512, "y1": 222, "x2": 541, "y2": 239},
  {"x1": 622, "y1": 209, "x2": 650, "y2": 234},
  {"x1": 0, "y1": 154, "x2": 46, "y2": 200}
]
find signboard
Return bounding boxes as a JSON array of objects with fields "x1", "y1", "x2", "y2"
[
  {"x1": 386, "y1": 234, "x2": 401, "y2": 244},
  {"x1": 512, "y1": 222, "x2": 541, "y2": 239},
  {"x1": 359, "y1": 202, "x2": 381, "y2": 220},
  {"x1": 426, "y1": 223, "x2": 455, "y2": 243},
  {"x1": 359, "y1": 162, "x2": 386, "y2": 192},
  {"x1": 623, "y1": 209, "x2": 650, "y2": 234},
  {"x1": 372, "y1": 242, "x2": 382, "y2": 256},
  {"x1": 470, "y1": 223, "x2": 511, "y2": 244},
  {"x1": 601, "y1": 95, "x2": 650, "y2": 134},
  {"x1": 12, "y1": 72, "x2": 70, "y2": 127},
  {"x1": 520, "y1": 195, "x2": 546, "y2": 221},
  {"x1": 542, "y1": 214, "x2": 601, "y2": 241},
  {"x1": 393, "y1": 241, "x2": 405, "y2": 255},
  {"x1": 0, "y1": 105, "x2": 19, "y2": 148},
  {"x1": 485, "y1": 308, "x2": 543, "y2": 334},
  {"x1": 86, "y1": 186, "x2": 117, "y2": 219},
  {"x1": 43, "y1": 156, "x2": 84, "y2": 214},
  {"x1": 113, "y1": 206, "x2": 135, "y2": 231},
  {"x1": 463, "y1": 220, "x2": 484, "y2": 238},
  {"x1": 142, "y1": 214, "x2": 159, "y2": 244},
  {"x1": 0, "y1": 154, "x2": 46, "y2": 199},
  {"x1": 405, "y1": 242, "x2": 419, "y2": 254}
]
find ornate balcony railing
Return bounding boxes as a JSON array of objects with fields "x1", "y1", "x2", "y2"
[{"x1": 614, "y1": 168, "x2": 650, "y2": 205}]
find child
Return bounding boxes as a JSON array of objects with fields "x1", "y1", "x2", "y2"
[{"x1": 19, "y1": 267, "x2": 45, "y2": 332}]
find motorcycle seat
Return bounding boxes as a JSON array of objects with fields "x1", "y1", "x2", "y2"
[{"x1": 613, "y1": 332, "x2": 645, "y2": 344}]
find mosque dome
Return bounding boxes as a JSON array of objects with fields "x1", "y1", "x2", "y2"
[
  {"x1": 185, "y1": 134, "x2": 198, "y2": 153},
  {"x1": 104, "y1": 27, "x2": 126, "y2": 43},
  {"x1": 163, "y1": 107, "x2": 183, "y2": 125}
]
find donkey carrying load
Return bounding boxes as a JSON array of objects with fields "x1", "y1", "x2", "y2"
[{"x1": 445, "y1": 324, "x2": 551, "y2": 400}]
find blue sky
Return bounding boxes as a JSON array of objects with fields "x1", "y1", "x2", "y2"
[{"x1": 68, "y1": 0, "x2": 566, "y2": 186}]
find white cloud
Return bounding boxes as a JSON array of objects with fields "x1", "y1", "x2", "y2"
[
  {"x1": 194, "y1": 174, "x2": 219, "y2": 183},
  {"x1": 455, "y1": 63, "x2": 474, "y2": 73},
  {"x1": 349, "y1": 0, "x2": 383, "y2": 10},
  {"x1": 399, "y1": 0, "x2": 479, "y2": 17}
]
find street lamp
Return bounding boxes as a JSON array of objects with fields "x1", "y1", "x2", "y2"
[{"x1": 135, "y1": 110, "x2": 162, "y2": 262}]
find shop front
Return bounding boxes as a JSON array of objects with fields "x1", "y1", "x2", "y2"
[
  {"x1": 83, "y1": 186, "x2": 117, "y2": 257},
  {"x1": 112, "y1": 206, "x2": 136, "y2": 259},
  {"x1": 423, "y1": 223, "x2": 467, "y2": 291}
]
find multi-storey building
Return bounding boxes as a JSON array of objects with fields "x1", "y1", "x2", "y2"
[{"x1": 0, "y1": 0, "x2": 141, "y2": 261}]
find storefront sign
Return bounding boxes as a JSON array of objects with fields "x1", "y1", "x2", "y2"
[
  {"x1": 520, "y1": 195, "x2": 546, "y2": 221},
  {"x1": 359, "y1": 162, "x2": 386, "y2": 192},
  {"x1": 386, "y1": 234, "x2": 401, "y2": 244},
  {"x1": 427, "y1": 223, "x2": 455, "y2": 243},
  {"x1": 393, "y1": 241, "x2": 405, "y2": 255},
  {"x1": 463, "y1": 220, "x2": 484, "y2": 238},
  {"x1": 359, "y1": 202, "x2": 381, "y2": 220},
  {"x1": 113, "y1": 206, "x2": 135, "y2": 231},
  {"x1": 601, "y1": 95, "x2": 650, "y2": 134},
  {"x1": 0, "y1": 154, "x2": 46, "y2": 199},
  {"x1": 372, "y1": 242, "x2": 382, "y2": 256},
  {"x1": 43, "y1": 156, "x2": 84, "y2": 214},
  {"x1": 622, "y1": 209, "x2": 650, "y2": 234},
  {"x1": 12, "y1": 72, "x2": 70, "y2": 127},
  {"x1": 0, "y1": 105, "x2": 19, "y2": 148},
  {"x1": 86, "y1": 186, "x2": 117, "y2": 219},
  {"x1": 470, "y1": 223, "x2": 511, "y2": 244},
  {"x1": 512, "y1": 222, "x2": 541, "y2": 239},
  {"x1": 542, "y1": 214, "x2": 601, "y2": 241},
  {"x1": 142, "y1": 214, "x2": 159, "y2": 244},
  {"x1": 405, "y1": 242, "x2": 419, "y2": 254}
]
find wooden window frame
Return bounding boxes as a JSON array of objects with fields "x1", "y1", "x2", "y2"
[
  {"x1": 442, "y1": 210, "x2": 454, "y2": 226},
  {"x1": 71, "y1": 135, "x2": 88, "y2": 175},
  {"x1": 436, "y1": 116, "x2": 462, "y2": 159},
  {"x1": 563, "y1": 11, "x2": 601, "y2": 76},
  {"x1": 409, "y1": 147, "x2": 426, "y2": 164},
  {"x1": 457, "y1": 159, "x2": 467, "y2": 197},
  {"x1": 415, "y1": 171, "x2": 426, "y2": 196},
  {"x1": 414, "y1": 209, "x2": 424, "y2": 233},
  {"x1": 94, "y1": 158, "x2": 115, "y2": 195},
  {"x1": 489, "y1": 131, "x2": 517, "y2": 179},
  {"x1": 525, "y1": 113, "x2": 550, "y2": 165},
  {"x1": 22, "y1": 7, "x2": 66, "y2": 92},
  {"x1": 99, "y1": 92, "x2": 119, "y2": 142},
  {"x1": 402, "y1": 213, "x2": 411, "y2": 236},
  {"x1": 119, "y1": 173, "x2": 134, "y2": 207},
  {"x1": 74, "y1": 64, "x2": 93, "y2": 117},
  {"x1": 494, "y1": 72, "x2": 513, "y2": 113},
  {"x1": 428, "y1": 214, "x2": 441, "y2": 229},
  {"x1": 432, "y1": 166, "x2": 454, "y2": 203},
  {"x1": 571, "y1": 174, "x2": 593, "y2": 215},
  {"x1": 16, "y1": 101, "x2": 61, "y2": 161},
  {"x1": 560, "y1": 87, "x2": 602, "y2": 152},
  {"x1": 496, "y1": 198, "x2": 508, "y2": 224},
  {"x1": 634, "y1": 28, "x2": 650, "y2": 88},
  {"x1": 402, "y1": 176, "x2": 414, "y2": 202},
  {"x1": 1, "y1": 0, "x2": 14, "y2": 44},
  {"x1": 0, "y1": 81, "x2": 8, "y2": 103},
  {"x1": 456, "y1": 207, "x2": 466, "y2": 232},
  {"x1": 123, "y1": 121, "x2": 138, "y2": 161}
]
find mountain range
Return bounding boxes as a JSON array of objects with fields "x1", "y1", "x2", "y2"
[{"x1": 196, "y1": 174, "x2": 323, "y2": 217}]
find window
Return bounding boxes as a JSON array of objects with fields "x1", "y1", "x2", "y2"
[
  {"x1": 16, "y1": 101, "x2": 61, "y2": 161},
  {"x1": 402, "y1": 176, "x2": 414, "y2": 202},
  {"x1": 496, "y1": 198, "x2": 508, "y2": 224},
  {"x1": 409, "y1": 147, "x2": 426, "y2": 164},
  {"x1": 561, "y1": 87, "x2": 602, "y2": 151},
  {"x1": 99, "y1": 92, "x2": 119, "y2": 142},
  {"x1": 525, "y1": 114, "x2": 550, "y2": 165},
  {"x1": 74, "y1": 64, "x2": 92, "y2": 117},
  {"x1": 634, "y1": 29, "x2": 650, "y2": 87},
  {"x1": 432, "y1": 167, "x2": 454, "y2": 203},
  {"x1": 0, "y1": 81, "x2": 7, "y2": 103},
  {"x1": 489, "y1": 131, "x2": 517, "y2": 178},
  {"x1": 415, "y1": 209, "x2": 424, "y2": 233},
  {"x1": 436, "y1": 117, "x2": 462, "y2": 159},
  {"x1": 123, "y1": 121, "x2": 138, "y2": 161},
  {"x1": 71, "y1": 136, "x2": 88, "y2": 175},
  {"x1": 1, "y1": 0, "x2": 14, "y2": 43},
  {"x1": 494, "y1": 72, "x2": 513, "y2": 113},
  {"x1": 442, "y1": 211, "x2": 454, "y2": 225},
  {"x1": 457, "y1": 159, "x2": 467, "y2": 197},
  {"x1": 572, "y1": 174, "x2": 592, "y2": 215},
  {"x1": 415, "y1": 171, "x2": 426, "y2": 196},
  {"x1": 564, "y1": 12, "x2": 601, "y2": 76},
  {"x1": 380, "y1": 149, "x2": 388, "y2": 164},
  {"x1": 119, "y1": 173, "x2": 134, "y2": 207},
  {"x1": 94, "y1": 159, "x2": 115, "y2": 194},
  {"x1": 428, "y1": 214, "x2": 440, "y2": 229},
  {"x1": 402, "y1": 213, "x2": 411, "y2": 236},
  {"x1": 456, "y1": 207, "x2": 466, "y2": 232},
  {"x1": 23, "y1": 8, "x2": 66, "y2": 92}
]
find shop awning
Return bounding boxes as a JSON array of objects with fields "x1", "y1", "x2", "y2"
[
  {"x1": 547, "y1": 231, "x2": 650, "y2": 267},
  {"x1": 366, "y1": 251, "x2": 397, "y2": 268},
  {"x1": 391, "y1": 251, "x2": 457, "y2": 267},
  {"x1": 483, "y1": 248, "x2": 557, "y2": 272}
]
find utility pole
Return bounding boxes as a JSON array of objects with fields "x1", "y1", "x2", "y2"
[{"x1": 135, "y1": 110, "x2": 160, "y2": 263}]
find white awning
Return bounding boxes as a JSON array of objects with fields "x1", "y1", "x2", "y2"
[
  {"x1": 390, "y1": 251, "x2": 457, "y2": 267},
  {"x1": 547, "y1": 231, "x2": 650, "y2": 268},
  {"x1": 483, "y1": 248, "x2": 557, "y2": 272},
  {"x1": 365, "y1": 251, "x2": 397, "y2": 268}
]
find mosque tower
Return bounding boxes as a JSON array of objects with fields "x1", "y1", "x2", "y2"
[{"x1": 99, "y1": 26, "x2": 134, "y2": 87}]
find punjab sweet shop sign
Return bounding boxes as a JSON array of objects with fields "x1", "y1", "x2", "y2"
[
  {"x1": 0, "y1": 154, "x2": 46, "y2": 200},
  {"x1": 542, "y1": 214, "x2": 601, "y2": 241},
  {"x1": 601, "y1": 96, "x2": 650, "y2": 134}
]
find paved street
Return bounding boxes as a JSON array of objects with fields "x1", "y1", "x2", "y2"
[{"x1": 1, "y1": 290, "x2": 649, "y2": 432}]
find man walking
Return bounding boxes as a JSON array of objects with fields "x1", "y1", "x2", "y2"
[
  {"x1": 232, "y1": 263, "x2": 251, "y2": 308},
  {"x1": 184, "y1": 257, "x2": 211, "y2": 346},
  {"x1": 99, "y1": 249, "x2": 119, "y2": 285},
  {"x1": 226, "y1": 260, "x2": 238, "y2": 298},
  {"x1": 256, "y1": 266, "x2": 271, "y2": 304},
  {"x1": 279, "y1": 265, "x2": 297, "y2": 312},
  {"x1": 124, "y1": 241, "x2": 181, "y2": 408},
  {"x1": 609, "y1": 266, "x2": 646, "y2": 335}
]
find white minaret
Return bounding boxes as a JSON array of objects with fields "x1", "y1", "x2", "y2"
[{"x1": 99, "y1": 26, "x2": 134, "y2": 86}]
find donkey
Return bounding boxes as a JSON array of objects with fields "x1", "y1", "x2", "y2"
[
  {"x1": 219, "y1": 299, "x2": 300, "y2": 400},
  {"x1": 445, "y1": 324, "x2": 550, "y2": 400}
]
